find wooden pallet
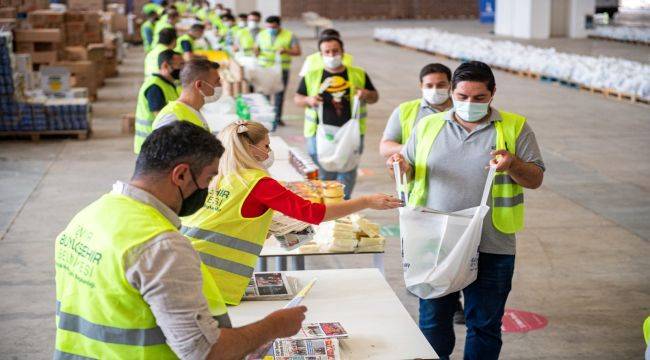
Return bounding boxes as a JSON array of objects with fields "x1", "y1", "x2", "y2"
[
  {"x1": 0, "y1": 129, "x2": 89, "y2": 141},
  {"x1": 588, "y1": 35, "x2": 650, "y2": 47}
]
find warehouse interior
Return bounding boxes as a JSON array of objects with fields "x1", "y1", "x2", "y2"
[{"x1": 0, "y1": 0, "x2": 649, "y2": 359}]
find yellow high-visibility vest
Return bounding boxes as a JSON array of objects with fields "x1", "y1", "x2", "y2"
[
  {"x1": 409, "y1": 110, "x2": 527, "y2": 234},
  {"x1": 182, "y1": 168, "x2": 274, "y2": 305}
]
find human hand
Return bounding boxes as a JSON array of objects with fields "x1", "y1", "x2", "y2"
[
  {"x1": 387, "y1": 153, "x2": 410, "y2": 177},
  {"x1": 363, "y1": 193, "x2": 404, "y2": 209},
  {"x1": 265, "y1": 306, "x2": 307, "y2": 339},
  {"x1": 489, "y1": 150, "x2": 516, "y2": 172},
  {"x1": 307, "y1": 95, "x2": 323, "y2": 107}
]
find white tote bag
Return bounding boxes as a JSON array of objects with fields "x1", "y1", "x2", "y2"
[
  {"x1": 315, "y1": 96, "x2": 362, "y2": 173},
  {"x1": 399, "y1": 166, "x2": 496, "y2": 299},
  {"x1": 248, "y1": 53, "x2": 284, "y2": 96}
]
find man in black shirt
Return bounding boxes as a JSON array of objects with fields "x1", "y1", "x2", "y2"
[{"x1": 294, "y1": 36, "x2": 378, "y2": 198}]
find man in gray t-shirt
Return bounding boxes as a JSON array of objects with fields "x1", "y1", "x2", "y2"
[
  {"x1": 388, "y1": 61, "x2": 544, "y2": 360},
  {"x1": 380, "y1": 63, "x2": 454, "y2": 159}
]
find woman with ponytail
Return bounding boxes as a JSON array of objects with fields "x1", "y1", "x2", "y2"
[{"x1": 182, "y1": 121, "x2": 402, "y2": 305}]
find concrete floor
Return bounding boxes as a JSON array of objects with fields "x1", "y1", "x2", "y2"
[{"x1": 1, "y1": 20, "x2": 649, "y2": 359}]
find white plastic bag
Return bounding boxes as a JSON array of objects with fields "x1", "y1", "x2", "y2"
[
  {"x1": 247, "y1": 53, "x2": 284, "y2": 96},
  {"x1": 399, "y1": 167, "x2": 496, "y2": 299},
  {"x1": 315, "y1": 96, "x2": 362, "y2": 173}
]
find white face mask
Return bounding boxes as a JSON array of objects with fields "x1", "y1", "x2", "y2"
[
  {"x1": 237, "y1": 21, "x2": 246, "y2": 28},
  {"x1": 199, "y1": 81, "x2": 222, "y2": 104},
  {"x1": 422, "y1": 88, "x2": 449, "y2": 105},
  {"x1": 247, "y1": 20, "x2": 258, "y2": 29},
  {"x1": 453, "y1": 99, "x2": 490, "y2": 122},
  {"x1": 323, "y1": 55, "x2": 342, "y2": 70},
  {"x1": 252, "y1": 144, "x2": 274, "y2": 168}
]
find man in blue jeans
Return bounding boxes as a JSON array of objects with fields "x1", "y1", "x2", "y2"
[
  {"x1": 294, "y1": 36, "x2": 378, "y2": 199},
  {"x1": 388, "y1": 61, "x2": 545, "y2": 359}
]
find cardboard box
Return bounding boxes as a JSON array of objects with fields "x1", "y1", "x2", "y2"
[
  {"x1": 86, "y1": 43, "x2": 106, "y2": 85},
  {"x1": 64, "y1": 21, "x2": 86, "y2": 46},
  {"x1": 64, "y1": 46, "x2": 87, "y2": 61},
  {"x1": 121, "y1": 113, "x2": 134, "y2": 134},
  {"x1": 104, "y1": 57, "x2": 118, "y2": 78},
  {"x1": 41, "y1": 66, "x2": 71, "y2": 95},
  {"x1": 0, "y1": 7, "x2": 16, "y2": 18},
  {"x1": 14, "y1": 29, "x2": 62, "y2": 43},
  {"x1": 67, "y1": 0, "x2": 104, "y2": 11},
  {"x1": 30, "y1": 51, "x2": 57, "y2": 64},
  {"x1": 55, "y1": 60, "x2": 97, "y2": 98},
  {"x1": 28, "y1": 10, "x2": 65, "y2": 29},
  {"x1": 64, "y1": 11, "x2": 86, "y2": 22}
]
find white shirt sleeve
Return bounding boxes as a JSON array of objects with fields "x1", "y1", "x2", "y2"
[{"x1": 124, "y1": 231, "x2": 221, "y2": 360}]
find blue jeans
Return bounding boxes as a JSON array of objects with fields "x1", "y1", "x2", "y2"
[
  {"x1": 419, "y1": 253, "x2": 515, "y2": 360},
  {"x1": 307, "y1": 135, "x2": 364, "y2": 199},
  {"x1": 273, "y1": 69, "x2": 290, "y2": 129}
]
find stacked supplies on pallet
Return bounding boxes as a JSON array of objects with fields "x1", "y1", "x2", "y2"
[
  {"x1": 592, "y1": 26, "x2": 650, "y2": 44},
  {"x1": 0, "y1": 31, "x2": 19, "y2": 131},
  {"x1": 374, "y1": 27, "x2": 650, "y2": 101}
]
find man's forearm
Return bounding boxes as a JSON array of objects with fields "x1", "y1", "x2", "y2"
[
  {"x1": 379, "y1": 140, "x2": 403, "y2": 158},
  {"x1": 365, "y1": 91, "x2": 379, "y2": 104},
  {"x1": 508, "y1": 158, "x2": 544, "y2": 189},
  {"x1": 207, "y1": 319, "x2": 277, "y2": 360},
  {"x1": 294, "y1": 94, "x2": 310, "y2": 107}
]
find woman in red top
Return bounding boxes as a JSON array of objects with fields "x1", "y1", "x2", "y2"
[{"x1": 182, "y1": 121, "x2": 402, "y2": 305}]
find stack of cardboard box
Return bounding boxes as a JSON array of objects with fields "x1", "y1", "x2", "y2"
[{"x1": 13, "y1": 27, "x2": 62, "y2": 65}]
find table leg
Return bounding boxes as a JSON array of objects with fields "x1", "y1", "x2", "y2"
[
  {"x1": 275, "y1": 256, "x2": 287, "y2": 271},
  {"x1": 373, "y1": 253, "x2": 385, "y2": 276},
  {"x1": 257, "y1": 257, "x2": 268, "y2": 272},
  {"x1": 291, "y1": 255, "x2": 305, "y2": 270}
]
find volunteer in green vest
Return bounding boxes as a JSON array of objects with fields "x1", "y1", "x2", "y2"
[
  {"x1": 294, "y1": 36, "x2": 378, "y2": 199},
  {"x1": 141, "y1": 10, "x2": 159, "y2": 53},
  {"x1": 142, "y1": 1, "x2": 163, "y2": 17},
  {"x1": 134, "y1": 50, "x2": 182, "y2": 154},
  {"x1": 153, "y1": 58, "x2": 221, "y2": 131},
  {"x1": 182, "y1": 121, "x2": 402, "y2": 306},
  {"x1": 388, "y1": 61, "x2": 545, "y2": 360},
  {"x1": 256, "y1": 15, "x2": 301, "y2": 129},
  {"x1": 380, "y1": 63, "x2": 453, "y2": 158},
  {"x1": 298, "y1": 28, "x2": 354, "y2": 77},
  {"x1": 233, "y1": 11, "x2": 260, "y2": 56},
  {"x1": 175, "y1": 23, "x2": 205, "y2": 61},
  {"x1": 55, "y1": 122, "x2": 308, "y2": 360},
  {"x1": 235, "y1": 13, "x2": 247, "y2": 34},
  {"x1": 144, "y1": 28, "x2": 177, "y2": 76},
  {"x1": 152, "y1": 8, "x2": 179, "y2": 47}
]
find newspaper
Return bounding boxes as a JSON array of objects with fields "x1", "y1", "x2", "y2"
[
  {"x1": 246, "y1": 338, "x2": 341, "y2": 360},
  {"x1": 243, "y1": 272, "x2": 300, "y2": 301},
  {"x1": 268, "y1": 212, "x2": 315, "y2": 250},
  {"x1": 290, "y1": 322, "x2": 348, "y2": 340}
]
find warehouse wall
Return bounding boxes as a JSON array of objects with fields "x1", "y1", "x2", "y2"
[{"x1": 280, "y1": 0, "x2": 478, "y2": 20}]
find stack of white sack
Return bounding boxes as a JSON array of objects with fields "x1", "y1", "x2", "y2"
[
  {"x1": 374, "y1": 27, "x2": 650, "y2": 101},
  {"x1": 592, "y1": 25, "x2": 650, "y2": 44}
]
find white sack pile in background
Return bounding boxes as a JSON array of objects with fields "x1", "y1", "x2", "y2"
[
  {"x1": 592, "y1": 25, "x2": 650, "y2": 44},
  {"x1": 374, "y1": 27, "x2": 650, "y2": 101}
]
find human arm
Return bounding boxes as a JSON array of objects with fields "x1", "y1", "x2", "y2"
[
  {"x1": 280, "y1": 35, "x2": 301, "y2": 56},
  {"x1": 356, "y1": 73, "x2": 378, "y2": 104},
  {"x1": 206, "y1": 306, "x2": 307, "y2": 360},
  {"x1": 379, "y1": 107, "x2": 405, "y2": 158},
  {"x1": 489, "y1": 122, "x2": 545, "y2": 189},
  {"x1": 293, "y1": 77, "x2": 322, "y2": 108}
]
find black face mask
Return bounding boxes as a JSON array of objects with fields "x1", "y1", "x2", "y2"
[
  {"x1": 171, "y1": 68, "x2": 181, "y2": 80},
  {"x1": 177, "y1": 170, "x2": 208, "y2": 217}
]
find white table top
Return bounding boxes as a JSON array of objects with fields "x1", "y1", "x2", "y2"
[
  {"x1": 260, "y1": 236, "x2": 384, "y2": 257},
  {"x1": 228, "y1": 268, "x2": 437, "y2": 360}
]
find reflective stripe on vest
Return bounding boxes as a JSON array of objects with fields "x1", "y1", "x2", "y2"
[
  {"x1": 303, "y1": 52, "x2": 354, "y2": 75},
  {"x1": 398, "y1": 99, "x2": 422, "y2": 144},
  {"x1": 257, "y1": 29, "x2": 293, "y2": 69},
  {"x1": 144, "y1": 43, "x2": 168, "y2": 76},
  {"x1": 174, "y1": 33, "x2": 195, "y2": 54},
  {"x1": 182, "y1": 169, "x2": 274, "y2": 305},
  {"x1": 153, "y1": 100, "x2": 208, "y2": 130},
  {"x1": 237, "y1": 28, "x2": 255, "y2": 56},
  {"x1": 303, "y1": 66, "x2": 368, "y2": 137},
  {"x1": 408, "y1": 110, "x2": 526, "y2": 234},
  {"x1": 54, "y1": 193, "x2": 180, "y2": 359},
  {"x1": 134, "y1": 75, "x2": 179, "y2": 154},
  {"x1": 56, "y1": 301, "x2": 166, "y2": 346}
]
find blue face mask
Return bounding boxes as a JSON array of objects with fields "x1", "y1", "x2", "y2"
[
  {"x1": 452, "y1": 99, "x2": 490, "y2": 122},
  {"x1": 268, "y1": 28, "x2": 278, "y2": 36}
]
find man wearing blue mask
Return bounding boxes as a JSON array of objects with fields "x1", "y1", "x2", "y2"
[
  {"x1": 388, "y1": 61, "x2": 545, "y2": 360},
  {"x1": 255, "y1": 15, "x2": 301, "y2": 129}
]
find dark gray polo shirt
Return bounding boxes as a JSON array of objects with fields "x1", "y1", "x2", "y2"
[
  {"x1": 382, "y1": 98, "x2": 448, "y2": 143},
  {"x1": 402, "y1": 108, "x2": 545, "y2": 255}
]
